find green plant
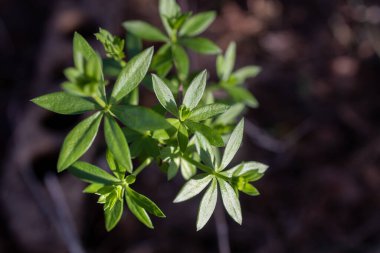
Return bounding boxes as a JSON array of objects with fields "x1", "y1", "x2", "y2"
[{"x1": 31, "y1": 0, "x2": 267, "y2": 232}]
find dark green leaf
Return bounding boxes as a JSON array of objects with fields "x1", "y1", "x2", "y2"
[
  {"x1": 58, "y1": 112, "x2": 103, "y2": 171},
  {"x1": 217, "y1": 178, "x2": 242, "y2": 224},
  {"x1": 220, "y1": 118, "x2": 244, "y2": 170},
  {"x1": 188, "y1": 103, "x2": 229, "y2": 122},
  {"x1": 126, "y1": 195, "x2": 153, "y2": 228},
  {"x1": 172, "y1": 44, "x2": 189, "y2": 81},
  {"x1": 180, "y1": 37, "x2": 221, "y2": 55},
  {"x1": 104, "y1": 115, "x2": 133, "y2": 173},
  {"x1": 183, "y1": 70, "x2": 207, "y2": 110},
  {"x1": 151, "y1": 74, "x2": 179, "y2": 116},
  {"x1": 127, "y1": 187, "x2": 166, "y2": 217},
  {"x1": 123, "y1": 21, "x2": 167, "y2": 42},
  {"x1": 111, "y1": 47, "x2": 154, "y2": 103},
  {"x1": 185, "y1": 120, "x2": 224, "y2": 147},
  {"x1": 179, "y1": 11, "x2": 216, "y2": 36},
  {"x1": 173, "y1": 174, "x2": 212, "y2": 203},
  {"x1": 73, "y1": 32, "x2": 98, "y2": 71},
  {"x1": 106, "y1": 149, "x2": 128, "y2": 179},
  {"x1": 68, "y1": 161, "x2": 119, "y2": 184},
  {"x1": 196, "y1": 178, "x2": 217, "y2": 231},
  {"x1": 31, "y1": 92, "x2": 98, "y2": 115},
  {"x1": 177, "y1": 123, "x2": 189, "y2": 152},
  {"x1": 113, "y1": 104, "x2": 171, "y2": 132}
]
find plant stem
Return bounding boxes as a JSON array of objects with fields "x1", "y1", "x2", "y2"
[
  {"x1": 92, "y1": 95, "x2": 107, "y2": 108},
  {"x1": 132, "y1": 157, "x2": 153, "y2": 176},
  {"x1": 182, "y1": 156, "x2": 214, "y2": 174}
]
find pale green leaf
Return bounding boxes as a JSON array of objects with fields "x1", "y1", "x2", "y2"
[
  {"x1": 152, "y1": 74, "x2": 178, "y2": 116},
  {"x1": 183, "y1": 70, "x2": 207, "y2": 110},
  {"x1": 220, "y1": 118, "x2": 244, "y2": 170},
  {"x1": 217, "y1": 178, "x2": 242, "y2": 224},
  {"x1": 105, "y1": 198, "x2": 123, "y2": 231},
  {"x1": 233, "y1": 66, "x2": 261, "y2": 82},
  {"x1": 196, "y1": 178, "x2": 217, "y2": 231},
  {"x1": 222, "y1": 42, "x2": 236, "y2": 81},
  {"x1": 172, "y1": 44, "x2": 189, "y2": 81},
  {"x1": 173, "y1": 174, "x2": 212, "y2": 203}
]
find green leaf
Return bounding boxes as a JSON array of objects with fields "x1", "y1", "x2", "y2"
[
  {"x1": 222, "y1": 42, "x2": 236, "y2": 81},
  {"x1": 180, "y1": 157, "x2": 196, "y2": 180},
  {"x1": 123, "y1": 21, "x2": 167, "y2": 42},
  {"x1": 152, "y1": 74, "x2": 178, "y2": 116},
  {"x1": 172, "y1": 44, "x2": 189, "y2": 81},
  {"x1": 241, "y1": 183, "x2": 259, "y2": 196},
  {"x1": 195, "y1": 132, "x2": 218, "y2": 168},
  {"x1": 179, "y1": 11, "x2": 216, "y2": 36},
  {"x1": 126, "y1": 32, "x2": 143, "y2": 58},
  {"x1": 83, "y1": 183, "x2": 103, "y2": 193},
  {"x1": 113, "y1": 105, "x2": 171, "y2": 132},
  {"x1": 105, "y1": 197, "x2": 123, "y2": 231},
  {"x1": 127, "y1": 188, "x2": 165, "y2": 217},
  {"x1": 167, "y1": 158, "x2": 180, "y2": 180},
  {"x1": 159, "y1": 0, "x2": 180, "y2": 19},
  {"x1": 183, "y1": 70, "x2": 207, "y2": 110},
  {"x1": 196, "y1": 178, "x2": 217, "y2": 231},
  {"x1": 214, "y1": 103, "x2": 245, "y2": 125},
  {"x1": 220, "y1": 118, "x2": 244, "y2": 170},
  {"x1": 106, "y1": 149, "x2": 128, "y2": 179},
  {"x1": 188, "y1": 103, "x2": 229, "y2": 122},
  {"x1": 233, "y1": 66, "x2": 261, "y2": 82},
  {"x1": 104, "y1": 115, "x2": 133, "y2": 173},
  {"x1": 217, "y1": 178, "x2": 242, "y2": 224},
  {"x1": 222, "y1": 161, "x2": 268, "y2": 178},
  {"x1": 68, "y1": 161, "x2": 119, "y2": 184},
  {"x1": 177, "y1": 123, "x2": 189, "y2": 152},
  {"x1": 151, "y1": 44, "x2": 172, "y2": 76},
  {"x1": 57, "y1": 112, "x2": 103, "y2": 171},
  {"x1": 126, "y1": 195, "x2": 153, "y2": 229},
  {"x1": 31, "y1": 92, "x2": 98, "y2": 115},
  {"x1": 173, "y1": 174, "x2": 212, "y2": 203},
  {"x1": 185, "y1": 120, "x2": 224, "y2": 147},
  {"x1": 225, "y1": 86, "x2": 258, "y2": 108},
  {"x1": 180, "y1": 37, "x2": 221, "y2": 55},
  {"x1": 73, "y1": 32, "x2": 98, "y2": 71},
  {"x1": 111, "y1": 47, "x2": 154, "y2": 103}
]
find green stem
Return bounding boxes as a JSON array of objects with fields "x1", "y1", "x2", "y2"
[
  {"x1": 92, "y1": 95, "x2": 107, "y2": 108},
  {"x1": 182, "y1": 156, "x2": 214, "y2": 174},
  {"x1": 132, "y1": 157, "x2": 153, "y2": 176}
]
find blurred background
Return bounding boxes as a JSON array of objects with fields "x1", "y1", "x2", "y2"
[{"x1": 1, "y1": 0, "x2": 380, "y2": 252}]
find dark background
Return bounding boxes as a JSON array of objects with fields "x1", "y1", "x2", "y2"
[{"x1": 1, "y1": 0, "x2": 380, "y2": 252}]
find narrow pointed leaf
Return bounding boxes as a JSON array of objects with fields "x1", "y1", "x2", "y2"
[
  {"x1": 241, "y1": 183, "x2": 259, "y2": 196},
  {"x1": 126, "y1": 195, "x2": 153, "y2": 229},
  {"x1": 184, "y1": 120, "x2": 224, "y2": 147},
  {"x1": 105, "y1": 198, "x2": 123, "y2": 231},
  {"x1": 222, "y1": 42, "x2": 236, "y2": 80},
  {"x1": 196, "y1": 178, "x2": 217, "y2": 231},
  {"x1": 123, "y1": 21, "x2": 167, "y2": 42},
  {"x1": 31, "y1": 92, "x2": 98, "y2": 115},
  {"x1": 177, "y1": 123, "x2": 189, "y2": 152},
  {"x1": 172, "y1": 44, "x2": 189, "y2": 81},
  {"x1": 217, "y1": 178, "x2": 242, "y2": 224},
  {"x1": 233, "y1": 66, "x2": 261, "y2": 82},
  {"x1": 183, "y1": 70, "x2": 207, "y2": 110},
  {"x1": 179, "y1": 11, "x2": 216, "y2": 36},
  {"x1": 73, "y1": 32, "x2": 97, "y2": 70},
  {"x1": 152, "y1": 74, "x2": 178, "y2": 116},
  {"x1": 106, "y1": 149, "x2": 128, "y2": 179},
  {"x1": 113, "y1": 104, "x2": 171, "y2": 132},
  {"x1": 222, "y1": 161, "x2": 268, "y2": 178},
  {"x1": 181, "y1": 38, "x2": 221, "y2": 55},
  {"x1": 180, "y1": 157, "x2": 196, "y2": 180},
  {"x1": 188, "y1": 103, "x2": 229, "y2": 122},
  {"x1": 68, "y1": 161, "x2": 119, "y2": 184},
  {"x1": 127, "y1": 188, "x2": 165, "y2": 218},
  {"x1": 58, "y1": 112, "x2": 102, "y2": 171},
  {"x1": 174, "y1": 174, "x2": 212, "y2": 203},
  {"x1": 226, "y1": 86, "x2": 259, "y2": 108},
  {"x1": 111, "y1": 47, "x2": 154, "y2": 103},
  {"x1": 220, "y1": 118, "x2": 244, "y2": 170}
]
